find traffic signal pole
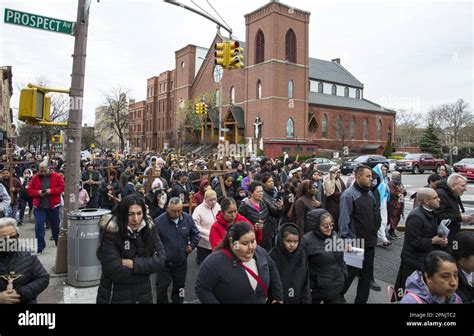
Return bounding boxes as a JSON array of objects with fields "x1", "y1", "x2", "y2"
[{"x1": 55, "y1": 0, "x2": 90, "y2": 274}]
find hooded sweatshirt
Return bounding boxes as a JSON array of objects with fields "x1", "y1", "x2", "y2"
[
  {"x1": 372, "y1": 163, "x2": 390, "y2": 205},
  {"x1": 192, "y1": 179, "x2": 209, "y2": 206},
  {"x1": 269, "y1": 223, "x2": 311, "y2": 304},
  {"x1": 400, "y1": 271, "x2": 462, "y2": 304},
  {"x1": 209, "y1": 211, "x2": 260, "y2": 250}
]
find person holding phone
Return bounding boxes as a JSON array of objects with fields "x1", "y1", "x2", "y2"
[{"x1": 239, "y1": 182, "x2": 282, "y2": 251}]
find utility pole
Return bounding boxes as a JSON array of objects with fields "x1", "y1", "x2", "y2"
[{"x1": 56, "y1": 0, "x2": 90, "y2": 274}]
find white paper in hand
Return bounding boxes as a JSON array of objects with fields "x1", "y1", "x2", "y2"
[
  {"x1": 344, "y1": 247, "x2": 364, "y2": 269},
  {"x1": 437, "y1": 219, "x2": 450, "y2": 238}
]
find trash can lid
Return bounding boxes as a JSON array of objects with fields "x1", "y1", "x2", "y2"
[{"x1": 67, "y1": 208, "x2": 112, "y2": 220}]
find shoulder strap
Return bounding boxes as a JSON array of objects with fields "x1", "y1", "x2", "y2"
[
  {"x1": 406, "y1": 292, "x2": 424, "y2": 304},
  {"x1": 220, "y1": 249, "x2": 268, "y2": 298}
]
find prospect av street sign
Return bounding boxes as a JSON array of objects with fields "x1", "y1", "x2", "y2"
[{"x1": 4, "y1": 8, "x2": 74, "y2": 35}]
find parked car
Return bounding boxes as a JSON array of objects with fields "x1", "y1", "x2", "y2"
[
  {"x1": 453, "y1": 158, "x2": 474, "y2": 172},
  {"x1": 395, "y1": 153, "x2": 444, "y2": 174},
  {"x1": 340, "y1": 155, "x2": 389, "y2": 175},
  {"x1": 459, "y1": 164, "x2": 474, "y2": 181},
  {"x1": 304, "y1": 157, "x2": 338, "y2": 172}
]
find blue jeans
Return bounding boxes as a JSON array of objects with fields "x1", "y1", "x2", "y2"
[{"x1": 34, "y1": 206, "x2": 60, "y2": 253}]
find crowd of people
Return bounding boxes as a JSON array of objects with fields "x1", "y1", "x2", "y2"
[{"x1": 0, "y1": 149, "x2": 472, "y2": 304}]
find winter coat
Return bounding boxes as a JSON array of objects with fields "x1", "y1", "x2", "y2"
[
  {"x1": 27, "y1": 172, "x2": 64, "y2": 209},
  {"x1": 192, "y1": 201, "x2": 221, "y2": 250},
  {"x1": 238, "y1": 198, "x2": 274, "y2": 250},
  {"x1": 456, "y1": 269, "x2": 474, "y2": 304},
  {"x1": 339, "y1": 182, "x2": 381, "y2": 247},
  {"x1": 401, "y1": 206, "x2": 439, "y2": 271},
  {"x1": 209, "y1": 211, "x2": 258, "y2": 250},
  {"x1": 262, "y1": 188, "x2": 283, "y2": 239},
  {"x1": 191, "y1": 179, "x2": 208, "y2": 206},
  {"x1": 81, "y1": 170, "x2": 102, "y2": 198},
  {"x1": 96, "y1": 215, "x2": 166, "y2": 304},
  {"x1": 215, "y1": 183, "x2": 235, "y2": 203},
  {"x1": 303, "y1": 209, "x2": 347, "y2": 300},
  {"x1": 269, "y1": 223, "x2": 311, "y2": 304},
  {"x1": 0, "y1": 252, "x2": 49, "y2": 303},
  {"x1": 434, "y1": 181, "x2": 463, "y2": 242},
  {"x1": 400, "y1": 271, "x2": 462, "y2": 304},
  {"x1": 154, "y1": 212, "x2": 200, "y2": 267},
  {"x1": 195, "y1": 246, "x2": 283, "y2": 304}
]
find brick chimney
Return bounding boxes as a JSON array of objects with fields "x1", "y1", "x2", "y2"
[{"x1": 332, "y1": 58, "x2": 341, "y2": 64}]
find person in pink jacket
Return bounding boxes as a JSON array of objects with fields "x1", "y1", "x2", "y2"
[{"x1": 192, "y1": 190, "x2": 221, "y2": 264}]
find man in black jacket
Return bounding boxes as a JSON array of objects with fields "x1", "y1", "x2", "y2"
[
  {"x1": 434, "y1": 173, "x2": 471, "y2": 245},
  {"x1": 81, "y1": 163, "x2": 102, "y2": 208},
  {"x1": 392, "y1": 188, "x2": 447, "y2": 301},
  {"x1": 154, "y1": 197, "x2": 200, "y2": 303},
  {"x1": 339, "y1": 165, "x2": 380, "y2": 304},
  {"x1": 0, "y1": 218, "x2": 49, "y2": 303},
  {"x1": 452, "y1": 232, "x2": 474, "y2": 304}
]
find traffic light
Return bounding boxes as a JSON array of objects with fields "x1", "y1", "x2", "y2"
[
  {"x1": 229, "y1": 41, "x2": 244, "y2": 69},
  {"x1": 195, "y1": 102, "x2": 202, "y2": 114},
  {"x1": 51, "y1": 135, "x2": 62, "y2": 144},
  {"x1": 19, "y1": 87, "x2": 51, "y2": 122},
  {"x1": 202, "y1": 103, "x2": 208, "y2": 115},
  {"x1": 214, "y1": 41, "x2": 229, "y2": 69}
]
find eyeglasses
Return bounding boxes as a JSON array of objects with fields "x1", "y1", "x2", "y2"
[{"x1": 321, "y1": 223, "x2": 334, "y2": 229}]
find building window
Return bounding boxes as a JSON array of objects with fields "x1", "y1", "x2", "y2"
[
  {"x1": 336, "y1": 116, "x2": 342, "y2": 138},
  {"x1": 377, "y1": 119, "x2": 382, "y2": 141},
  {"x1": 288, "y1": 80, "x2": 294, "y2": 99},
  {"x1": 286, "y1": 118, "x2": 295, "y2": 138},
  {"x1": 322, "y1": 114, "x2": 328, "y2": 138},
  {"x1": 344, "y1": 87, "x2": 349, "y2": 97},
  {"x1": 356, "y1": 89, "x2": 361, "y2": 99},
  {"x1": 213, "y1": 65, "x2": 223, "y2": 83},
  {"x1": 350, "y1": 117, "x2": 356, "y2": 140},
  {"x1": 318, "y1": 82, "x2": 323, "y2": 93},
  {"x1": 285, "y1": 29, "x2": 297, "y2": 63},
  {"x1": 363, "y1": 118, "x2": 368, "y2": 140},
  {"x1": 181, "y1": 61, "x2": 185, "y2": 68},
  {"x1": 257, "y1": 80, "x2": 262, "y2": 99},
  {"x1": 332, "y1": 84, "x2": 337, "y2": 95},
  {"x1": 230, "y1": 86, "x2": 235, "y2": 104},
  {"x1": 255, "y1": 30, "x2": 265, "y2": 64}
]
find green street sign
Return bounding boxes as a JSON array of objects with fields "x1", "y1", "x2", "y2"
[{"x1": 4, "y1": 8, "x2": 74, "y2": 35}]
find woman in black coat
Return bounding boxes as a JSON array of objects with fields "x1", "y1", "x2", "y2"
[
  {"x1": 195, "y1": 221, "x2": 283, "y2": 304},
  {"x1": 302, "y1": 209, "x2": 347, "y2": 304},
  {"x1": 238, "y1": 182, "x2": 283, "y2": 251},
  {"x1": 269, "y1": 223, "x2": 311, "y2": 304},
  {"x1": 96, "y1": 195, "x2": 166, "y2": 304}
]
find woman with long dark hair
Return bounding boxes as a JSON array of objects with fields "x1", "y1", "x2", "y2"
[
  {"x1": 195, "y1": 221, "x2": 283, "y2": 304},
  {"x1": 96, "y1": 195, "x2": 166, "y2": 304}
]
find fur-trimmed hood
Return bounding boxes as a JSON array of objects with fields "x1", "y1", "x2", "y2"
[{"x1": 98, "y1": 214, "x2": 155, "y2": 233}]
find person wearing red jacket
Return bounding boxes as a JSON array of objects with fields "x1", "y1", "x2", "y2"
[
  {"x1": 27, "y1": 162, "x2": 64, "y2": 254},
  {"x1": 209, "y1": 197, "x2": 262, "y2": 250}
]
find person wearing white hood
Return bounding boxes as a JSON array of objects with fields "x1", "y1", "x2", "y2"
[{"x1": 372, "y1": 163, "x2": 391, "y2": 247}]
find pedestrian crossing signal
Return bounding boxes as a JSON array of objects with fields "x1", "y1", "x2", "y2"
[{"x1": 19, "y1": 88, "x2": 51, "y2": 123}]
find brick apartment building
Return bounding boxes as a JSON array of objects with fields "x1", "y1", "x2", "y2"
[{"x1": 128, "y1": 0, "x2": 395, "y2": 157}]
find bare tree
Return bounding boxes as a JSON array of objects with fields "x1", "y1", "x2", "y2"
[
  {"x1": 99, "y1": 88, "x2": 129, "y2": 152},
  {"x1": 395, "y1": 109, "x2": 424, "y2": 147},
  {"x1": 427, "y1": 99, "x2": 473, "y2": 147},
  {"x1": 333, "y1": 115, "x2": 354, "y2": 152}
]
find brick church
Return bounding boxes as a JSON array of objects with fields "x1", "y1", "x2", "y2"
[{"x1": 128, "y1": 0, "x2": 395, "y2": 158}]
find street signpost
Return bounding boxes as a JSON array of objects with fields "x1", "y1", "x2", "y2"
[{"x1": 4, "y1": 8, "x2": 75, "y2": 35}]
